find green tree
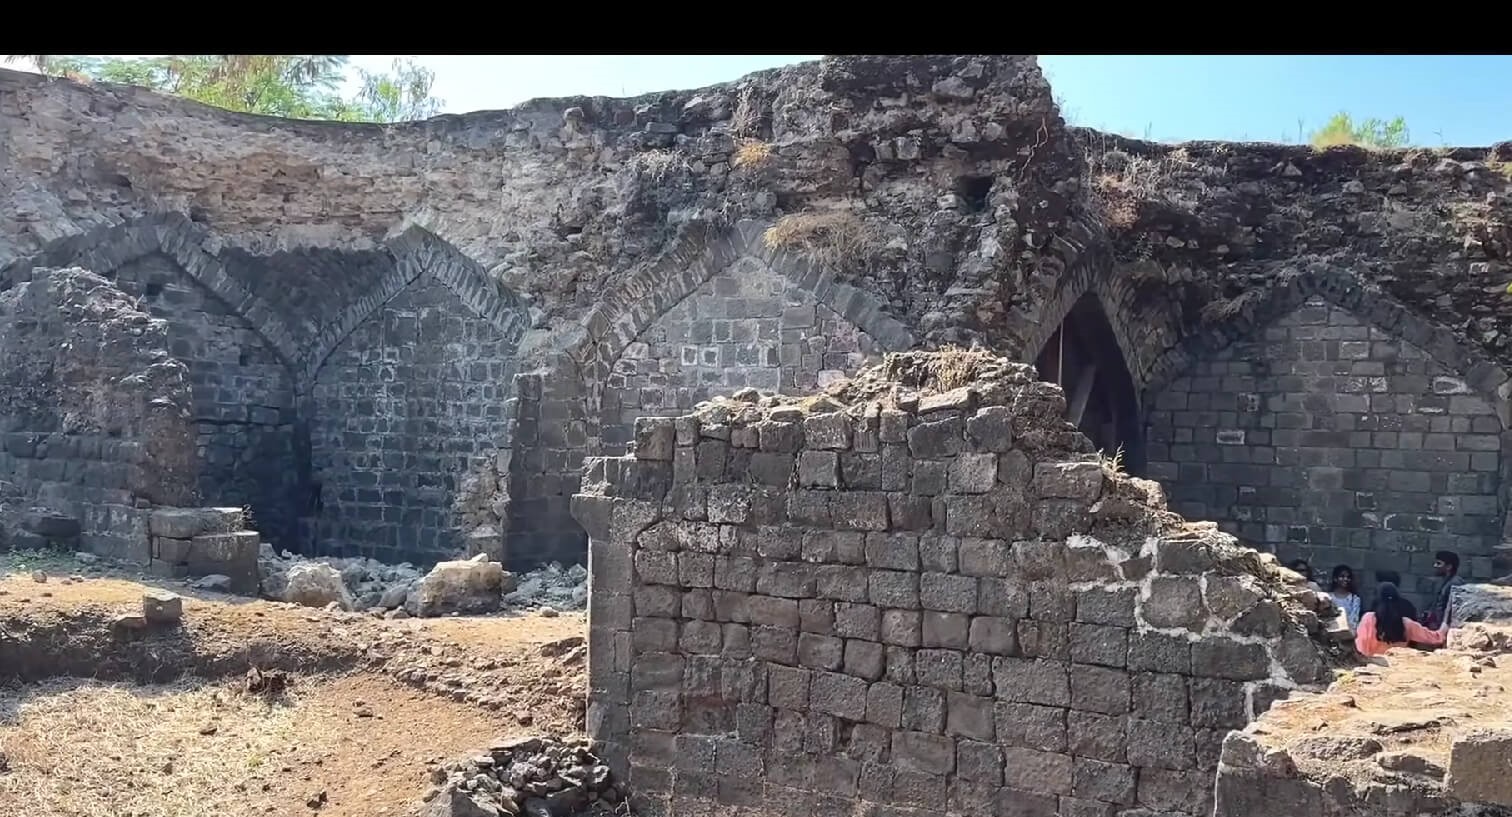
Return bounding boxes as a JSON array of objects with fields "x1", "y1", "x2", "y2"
[
  {"x1": 2, "y1": 54, "x2": 442, "y2": 123},
  {"x1": 1309, "y1": 111, "x2": 1411, "y2": 149}
]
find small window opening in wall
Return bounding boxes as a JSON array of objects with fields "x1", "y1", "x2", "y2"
[
  {"x1": 144, "y1": 281, "x2": 164, "y2": 298},
  {"x1": 1034, "y1": 293, "x2": 1144, "y2": 475},
  {"x1": 955, "y1": 176, "x2": 993, "y2": 213}
]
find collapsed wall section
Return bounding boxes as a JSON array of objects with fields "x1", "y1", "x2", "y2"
[
  {"x1": 0, "y1": 267, "x2": 198, "y2": 558},
  {"x1": 573, "y1": 350, "x2": 1340, "y2": 817}
]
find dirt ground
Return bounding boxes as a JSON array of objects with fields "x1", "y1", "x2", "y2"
[{"x1": 0, "y1": 567, "x2": 589, "y2": 817}]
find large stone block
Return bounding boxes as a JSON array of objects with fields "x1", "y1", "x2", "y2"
[{"x1": 1447, "y1": 728, "x2": 1512, "y2": 807}]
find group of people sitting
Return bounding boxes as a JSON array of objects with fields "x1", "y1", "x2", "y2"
[{"x1": 1287, "y1": 550, "x2": 1466, "y2": 658}]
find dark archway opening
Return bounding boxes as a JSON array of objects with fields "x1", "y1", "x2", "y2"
[{"x1": 1034, "y1": 292, "x2": 1146, "y2": 475}]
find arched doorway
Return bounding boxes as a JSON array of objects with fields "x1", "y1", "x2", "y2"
[{"x1": 1034, "y1": 292, "x2": 1145, "y2": 474}]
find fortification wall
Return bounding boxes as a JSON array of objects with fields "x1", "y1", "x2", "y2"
[
  {"x1": 3, "y1": 55, "x2": 1510, "y2": 580},
  {"x1": 572, "y1": 350, "x2": 1341, "y2": 817}
]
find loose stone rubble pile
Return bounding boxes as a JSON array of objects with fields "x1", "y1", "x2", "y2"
[
  {"x1": 256, "y1": 547, "x2": 588, "y2": 618},
  {"x1": 420, "y1": 736, "x2": 623, "y2": 817}
]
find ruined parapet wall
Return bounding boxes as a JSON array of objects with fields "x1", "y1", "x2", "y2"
[
  {"x1": 0, "y1": 55, "x2": 1088, "y2": 355},
  {"x1": 0, "y1": 267, "x2": 197, "y2": 559},
  {"x1": 1078, "y1": 132, "x2": 1512, "y2": 386},
  {"x1": 572, "y1": 350, "x2": 1339, "y2": 817}
]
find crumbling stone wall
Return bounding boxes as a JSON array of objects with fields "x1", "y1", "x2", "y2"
[
  {"x1": 0, "y1": 267, "x2": 198, "y2": 558},
  {"x1": 574, "y1": 350, "x2": 1337, "y2": 817},
  {"x1": 309, "y1": 271, "x2": 524, "y2": 565},
  {"x1": 3, "y1": 56, "x2": 1509, "y2": 577},
  {"x1": 1146, "y1": 290, "x2": 1508, "y2": 608}
]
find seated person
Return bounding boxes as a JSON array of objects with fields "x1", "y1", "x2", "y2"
[
  {"x1": 1355, "y1": 582, "x2": 1447, "y2": 657},
  {"x1": 1374, "y1": 570, "x2": 1418, "y2": 620}
]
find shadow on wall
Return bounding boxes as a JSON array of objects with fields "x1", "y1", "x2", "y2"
[{"x1": 1035, "y1": 292, "x2": 1144, "y2": 475}]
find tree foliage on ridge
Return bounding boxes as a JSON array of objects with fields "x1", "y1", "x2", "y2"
[{"x1": 2, "y1": 54, "x2": 444, "y2": 123}]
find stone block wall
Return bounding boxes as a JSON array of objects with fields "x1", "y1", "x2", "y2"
[
  {"x1": 148, "y1": 506, "x2": 261, "y2": 593},
  {"x1": 0, "y1": 268, "x2": 198, "y2": 560},
  {"x1": 309, "y1": 273, "x2": 520, "y2": 565},
  {"x1": 1147, "y1": 295, "x2": 1507, "y2": 609},
  {"x1": 110, "y1": 252, "x2": 302, "y2": 547},
  {"x1": 503, "y1": 363, "x2": 595, "y2": 569},
  {"x1": 574, "y1": 350, "x2": 1336, "y2": 817},
  {"x1": 599, "y1": 255, "x2": 885, "y2": 451}
]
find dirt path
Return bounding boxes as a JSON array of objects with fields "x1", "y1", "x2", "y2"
[{"x1": 0, "y1": 571, "x2": 589, "y2": 817}]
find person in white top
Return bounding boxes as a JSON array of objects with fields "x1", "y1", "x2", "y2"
[{"x1": 1327, "y1": 564, "x2": 1362, "y2": 632}]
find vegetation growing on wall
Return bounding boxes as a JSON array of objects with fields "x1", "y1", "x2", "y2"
[
  {"x1": 2, "y1": 54, "x2": 443, "y2": 123},
  {"x1": 1308, "y1": 111, "x2": 1411, "y2": 149}
]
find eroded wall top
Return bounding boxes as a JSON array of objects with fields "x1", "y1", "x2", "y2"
[
  {"x1": 4, "y1": 56, "x2": 1510, "y2": 383},
  {"x1": 572, "y1": 349, "x2": 1347, "y2": 817}
]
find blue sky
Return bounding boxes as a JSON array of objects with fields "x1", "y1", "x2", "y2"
[
  {"x1": 346, "y1": 54, "x2": 1512, "y2": 148},
  {"x1": 19, "y1": 55, "x2": 1511, "y2": 147}
]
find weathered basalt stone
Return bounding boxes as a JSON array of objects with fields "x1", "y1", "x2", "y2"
[{"x1": 575, "y1": 350, "x2": 1337, "y2": 817}]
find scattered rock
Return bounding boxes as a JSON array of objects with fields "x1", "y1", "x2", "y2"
[
  {"x1": 111, "y1": 613, "x2": 148, "y2": 634},
  {"x1": 502, "y1": 563, "x2": 587, "y2": 612},
  {"x1": 142, "y1": 590, "x2": 183, "y2": 626},
  {"x1": 30, "y1": 571, "x2": 45, "y2": 583},
  {"x1": 74, "y1": 552, "x2": 98, "y2": 565},
  {"x1": 244, "y1": 667, "x2": 290, "y2": 697},
  {"x1": 409, "y1": 556, "x2": 510, "y2": 618},
  {"x1": 1448, "y1": 728, "x2": 1512, "y2": 807},
  {"x1": 191, "y1": 574, "x2": 232, "y2": 591},
  {"x1": 282, "y1": 562, "x2": 355, "y2": 610},
  {"x1": 426, "y1": 736, "x2": 619, "y2": 817}
]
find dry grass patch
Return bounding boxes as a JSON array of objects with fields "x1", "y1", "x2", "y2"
[
  {"x1": 626, "y1": 148, "x2": 689, "y2": 183},
  {"x1": 1200, "y1": 287, "x2": 1267, "y2": 325},
  {"x1": 732, "y1": 138, "x2": 774, "y2": 170},
  {"x1": 762, "y1": 210, "x2": 880, "y2": 271},
  {"x1": 921, "y1": 345, "x2": 996, "y2": 392},
  {"x1": 0, "y1": 678, "x2": 300, "y2": 816}
]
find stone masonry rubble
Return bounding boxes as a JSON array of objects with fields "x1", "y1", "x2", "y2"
[
  {"x1": 418, "y1": 735, "x2": 624, "y2": 817},
  {"x1": 572, "y1": 350, "x2": 1340, "y2": 817}
]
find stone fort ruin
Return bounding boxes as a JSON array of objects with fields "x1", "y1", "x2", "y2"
[{"x1": 4, "y1": 54, "x2": 1512, "y2": 816}]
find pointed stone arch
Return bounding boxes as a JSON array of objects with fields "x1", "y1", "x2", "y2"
[
  {"x1": 300, "y1": 226, "x2": 531, "y2": 388},
  {"x1": 1028, "y1": 278, "x2": 1143, "y2": 469},
  {"x1": 1139, "y1": 267, "x2": 1512, "y2": 425},
  {"x1": 4, "y1": 213, "x2": 309, "y2": 544},
  {"x1": 570, "y1": 218, "x2": 916, "y2": 374},
  {"x1": 3, "y1": 212, "x2": 300, "y2": 368}
]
